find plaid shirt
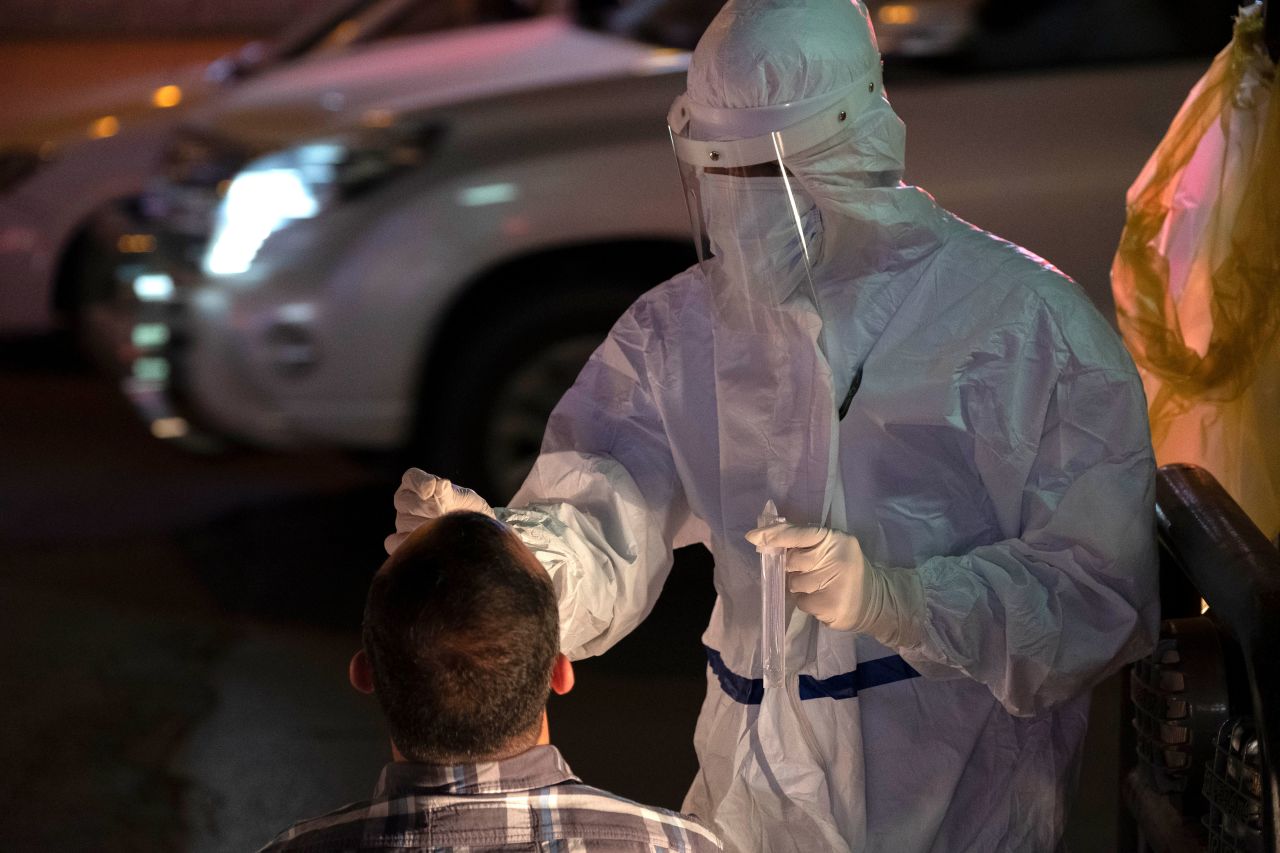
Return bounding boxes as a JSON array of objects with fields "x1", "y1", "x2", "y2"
[{"x1": 259, "y1": 745, "x2": 723, "y2": 852}]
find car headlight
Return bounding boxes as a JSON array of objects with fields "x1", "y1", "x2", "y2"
[{"x1": 202, "y1": 124, "x2": 439, "y2": 277}]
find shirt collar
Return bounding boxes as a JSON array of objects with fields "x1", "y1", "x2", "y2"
[{"x1": 374, "y1": 745, "x2": 580, "y2": 797}]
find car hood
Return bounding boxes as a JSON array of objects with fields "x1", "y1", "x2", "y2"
[
  {"x1": 0, "y1": 63, "x2": 219, "y2": 149},
  {"x1": 193, "y1": 17, "x2": 689, "y2": 148}
]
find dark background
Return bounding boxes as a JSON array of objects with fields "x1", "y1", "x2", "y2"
[{"x1": 0, "y1": 332, "x2": 715, "y2": 851}]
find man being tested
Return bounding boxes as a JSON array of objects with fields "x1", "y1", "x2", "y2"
[
  {"x1": 261, "y1": 511, "x2": 722, "y2": 852},
  {"x1": 389, "y1": 0, "x2": 1160, "y2": 849}
]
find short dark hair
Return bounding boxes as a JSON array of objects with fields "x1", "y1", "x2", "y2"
[{"x1": 362, "y1": 511, "x2": 559, "y2": 762}]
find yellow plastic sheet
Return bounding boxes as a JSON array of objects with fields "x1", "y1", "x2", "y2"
[{"x1": 1112, "y1": 5, "x2": 1280, "y2": 539}]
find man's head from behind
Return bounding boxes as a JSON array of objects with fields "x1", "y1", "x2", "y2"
[{"x1": 350, "y1": 511, "x2": 568, "y2": 764}]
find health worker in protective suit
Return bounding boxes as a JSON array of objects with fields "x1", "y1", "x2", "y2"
[{"x1": 386, "y1": 0, "x2": 1160, "y2": 850}]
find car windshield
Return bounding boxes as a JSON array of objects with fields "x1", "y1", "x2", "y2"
[
  {"x1": 238, "y1": 0, "x2": 543, "y2": 76},
  {"x1": 578, "y1": 0, "x2": 1242, "y2": 68}
]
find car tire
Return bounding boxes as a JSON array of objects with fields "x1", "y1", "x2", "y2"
[
  {"x1": 57, "y1": 205, "x2": 137, "y2": 345},
  {"x1": 59, "y1": 229, "x2": 118, "y2": 322},
  {"x1": 416, "y1": 278, "x2": 652, "y2": 503}
]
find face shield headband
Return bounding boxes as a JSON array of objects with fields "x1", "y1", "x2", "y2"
[{"x1": 667, "y1": 68, "x2": 884, "y2": 322}]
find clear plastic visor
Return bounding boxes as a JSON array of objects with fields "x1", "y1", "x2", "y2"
[
  {"x1": 667, "y1": 75, "x2": 880, "y2": 315},
  {"x1": 673, "y1": 151, "x2": 819, "y2": 314}
]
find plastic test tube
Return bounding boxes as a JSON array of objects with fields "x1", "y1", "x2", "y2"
[{"x1": 758, "y1": 500, "x2": 787, "y2": 690}]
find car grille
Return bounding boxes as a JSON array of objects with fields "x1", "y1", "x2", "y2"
[{"x1": 143, "y1": 129, "x2": 255, "y2": 270}]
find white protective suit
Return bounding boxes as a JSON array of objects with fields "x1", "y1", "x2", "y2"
[{"x1": 426, "y1": 1, "x2": 1161, "y2": 850}]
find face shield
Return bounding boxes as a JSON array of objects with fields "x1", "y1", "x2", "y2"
[{"x1": 667, "y1": 71, "x2": 882, "y2": 327}]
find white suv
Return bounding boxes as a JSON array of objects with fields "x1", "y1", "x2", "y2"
[
  {"x1": 91, "y1": 0, "x2": 1234, "y2": 499},
  {"x1": 0, "y1": 0, "x2": 536, "y2": 334}
]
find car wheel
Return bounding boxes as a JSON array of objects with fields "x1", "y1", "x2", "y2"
[
  {"x1": 482, "y1": 332, "x2": 602, "y2": 500},
  {"x1": 59, "y1": 229, "x2": 119, "y2": 322},
  {"x1": 419, "y1": 282, "x2": 647, "y2": 503},
  {"x1": 57, "y1": 205, "x2": 138, "y2": 342}
]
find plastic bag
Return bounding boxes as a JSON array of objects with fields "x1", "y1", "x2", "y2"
[{"x1": 1111, "y1": 4, "x2": 1280, "y2": 538}]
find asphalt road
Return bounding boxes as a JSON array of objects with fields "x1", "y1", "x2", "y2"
[{"x1": 0, "y1": 335, "x2": 713, "y2": 851}]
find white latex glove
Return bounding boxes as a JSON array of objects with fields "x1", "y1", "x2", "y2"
[
  {"x1": 384, "y1": 468, "x2": 495, "y2": 554},
  {"x1": 746, "y1": 522, "x2": 925, "y2": 648}
]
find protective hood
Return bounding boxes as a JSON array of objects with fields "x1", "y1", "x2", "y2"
[
  {"x1": 670, "y1": 0, "x2": 947, "y2": 409},
  {"x1": 685, "y1": 0, "x2": 905, "y2": 185}
]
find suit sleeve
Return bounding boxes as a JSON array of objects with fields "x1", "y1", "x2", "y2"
[
  {"x1": 900, "y1": 354, "x2": 1161, "y2": 717},
  {"x1": 496, "y1": 300, "x2": 696, "y2": 660}
]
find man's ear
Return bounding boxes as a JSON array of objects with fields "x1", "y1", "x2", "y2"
[
  {"x1": 550, "y1": 653, "x2": 574, "y2": 696},
  {"x1": 349, "y1": 649, "x2": 375, "y2": 695}
]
